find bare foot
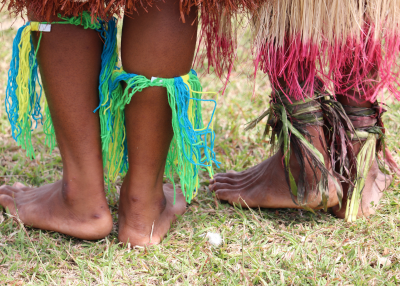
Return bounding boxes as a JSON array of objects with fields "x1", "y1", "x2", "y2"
[
  {"x1": 209, "y1": 126, "x2": 340, "y2": 209},
  {"x1": 0, "y1": 181, "x2": 113, "y2": 240},
  {"x1": 331, "y1": 160, "x2": 392, "y2": 219},
  {"x1": 118, "y1": 183, "x2": 186, "y2": 246}
]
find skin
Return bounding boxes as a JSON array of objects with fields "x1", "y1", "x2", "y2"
[
  {"x1": 118, "y1": 3, "x2": 197, "y2": 245},
  {"x1": 0, "y1": 0, "x2": 197, "y2": 246},
  {"x1": 209, "y1": 74, "x2": 341, "y2": 209},
  {"x1": 210, "y1": 89, "x2": 391, "y2": 217},
  {"x1": 0, "y1": 22, "x2": 113, "y2": 239}
]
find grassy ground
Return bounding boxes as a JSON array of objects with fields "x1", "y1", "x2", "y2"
[{"x1": 1, "y1": 13, "x2": 400, "y2": 285}]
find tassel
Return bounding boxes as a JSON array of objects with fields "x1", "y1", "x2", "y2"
[
  {"x1": 329, "y1": 101, "x2": 390, "y2": 221},
  {"x1": 6, "y1": 22, "x2": 44, "y2": 159},
  {"x1": 104, "y1": 69, "x2": 219, "y2": 203},
  {"x1": 320, "y1": 96, "x2": 357, "y2": 190},
  {"x1": 93, "y1": 17, "x2": 120, "y2": 176},
  {"x1": 5, "y1": 13, "x2": 118, "y2": 159}
]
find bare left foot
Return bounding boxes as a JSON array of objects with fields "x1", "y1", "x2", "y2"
[
  {"x1": 0, "y1": 180, "x2": 113, "y2": 240},
  {"x1": 209, "y1": 125, "x2": 340, "y2": 209},
  {"x1": 118, "y1": 182, "x2": 186, "y2": 246}
]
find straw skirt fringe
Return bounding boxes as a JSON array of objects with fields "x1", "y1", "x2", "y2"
[
  {"x1": 2, "y1": 0, "x2": 400, "y2": 100},
  {"x1": 252, "y1": 0, "x2": 400, "y2": 101}
]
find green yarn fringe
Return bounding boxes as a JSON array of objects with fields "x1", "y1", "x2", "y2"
[
  {"x1": 101, "y1": 69, "x2": 218, "y2": 203},
  {"x1": 5, "y1": 11, "x2": 116, "y2": 159}
]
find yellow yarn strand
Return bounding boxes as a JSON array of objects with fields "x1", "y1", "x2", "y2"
[
  {"x1": 30, "y1": 22, "x2": 39, "y2": 31},
  {"x1": 16, "y1": 25, "x2": 32, "y2": 125}
]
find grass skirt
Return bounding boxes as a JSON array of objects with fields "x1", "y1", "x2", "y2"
[
  {"x1": 2, "y1": 0, "x2": 400, "y2": 101},
  {"x1": 252, "y1": 0, "x2": 400, "y2": 102}
]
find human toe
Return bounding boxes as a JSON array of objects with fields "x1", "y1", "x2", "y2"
[
  {"x1": 12, "y1": 182, "x2": 29, "y2": 190},
  {"x1": 211, "y1": 181, "x2": 240, "y2": 192},
  {"x1": 0, "y1": 194, "x2": 17, "y2": 215},
  {"x1": 213, "y1": 172, "x2": 239, "y2": 180},
  {"x1": 0, "y1": 186, "x2": 19, "y2": 196},
  {"x1": 215, "y1": 189, "x2": 242, "y2": 202}
]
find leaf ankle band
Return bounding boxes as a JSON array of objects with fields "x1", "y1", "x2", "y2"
[
  {"x1": 247, "y1": 87, "x2": 341, "y2": 211},
  {"x1": 341, "y1": 103, "x2": 387, "y2": 222}
]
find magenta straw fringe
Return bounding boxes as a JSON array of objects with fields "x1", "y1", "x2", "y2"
[
  {"x1": 254, "y1": 36, "x2": 323, "y2": 101},
  {"x1": 329, "y1": 25, "x2": 400, "y2": 103},
  {"x1": 254, "y1": 25, "x2": 400, "y2": 103},
  {"x1": 195, "y1": 9, "x2": 236, "y2": 85}
]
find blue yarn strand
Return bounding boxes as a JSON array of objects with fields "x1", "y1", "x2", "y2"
[
  {"x1": 5, "y1": 22, "x2": 30, "y2": 141},
  {"x1": 5, "y1": 22, "x2": 44, "y2": 147},
  {"x1": 29, "y1": 35, "x2": 44, "y2": 129}
]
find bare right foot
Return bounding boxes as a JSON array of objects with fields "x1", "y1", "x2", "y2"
[
  {"x1": 0, "y1": 180, "x2": 113, "y2": 240},
  {"x1": 118, "y1": 183, "x2": 186, "y2": 246},
  {"x1": 331, "y1": 159, "x2": 392, "y2": 219},
  {"x1": 210, "y1": 126, "x2": 340, "y2": 209}
]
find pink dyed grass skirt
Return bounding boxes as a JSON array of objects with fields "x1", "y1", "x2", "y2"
[{"x1": 2, "y1": 0, "x2": 400, "y2": 102}]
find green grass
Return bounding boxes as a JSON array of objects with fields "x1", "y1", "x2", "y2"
[{"x1": 1, "y1": 13, "x2": 400, "y2": 285}]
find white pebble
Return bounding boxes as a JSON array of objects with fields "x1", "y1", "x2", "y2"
[{"x1": 206, "y1": 232, "x2": 223, "y2": 247}]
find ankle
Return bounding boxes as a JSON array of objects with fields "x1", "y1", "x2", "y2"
[
  {"x1": 57, "y1": 178, "x2": 111, "y2": 223},
  {"x1": 306, "y1": 125, "x2": 329, "y2": 154},
  {"x1": 122, "y1": 190, "x2": 166, "y2": 211},
  {"x1": 61, "y1": 176, "x2": 104, "y2": 201},
  {"x1": 120, "y1": 181, "x2": 166, "y2": 211}
]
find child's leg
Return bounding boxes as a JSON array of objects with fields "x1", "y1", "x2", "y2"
[
  {"x1": 0, "y1": 22, "x2": 112, "y2": 239},
  {"x1": 117, "y1": 0, "x2": 197, "y2": 245}
]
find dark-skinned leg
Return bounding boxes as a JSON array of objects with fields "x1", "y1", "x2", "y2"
[
  {"x1": 209, "y1": 76, "x2": 340, "y2": 209},
  {"x1": 331, "y1": 93, "x2": 391, "y2": 219},
  {"x1": 117, "y1": 0, "x2": 197, "y2": 246},
  {"x1": 0, "y1": 16, "x2": 112, "y2": 239}
]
